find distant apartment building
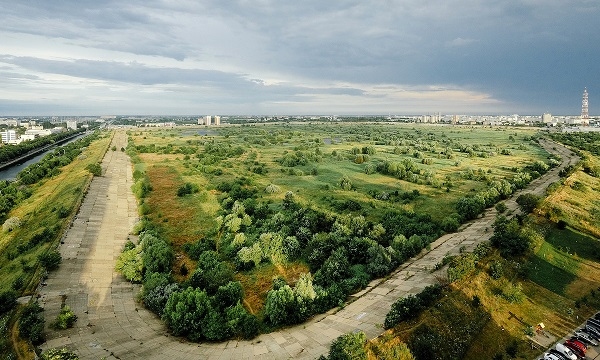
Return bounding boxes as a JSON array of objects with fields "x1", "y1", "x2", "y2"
[
  {"x1": 542, "y1": 113, "x2": 553, "y2": 124},
  {"x1": 214, "y1": 115, "x2": 221, "y2": 126},
  {"x1": 66, "y1": 120, "x2": 78, "y2": 130},
  {"x1": 205, "y1": 115, "x2": 212, "y2": 126},
  {"x1": 1, "y1": 130, "x2": 17, "y2": 144}
]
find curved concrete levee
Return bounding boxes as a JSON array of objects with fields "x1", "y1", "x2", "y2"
[{"x1": 39, "y1": 132, "x2": 579, "y2": 359}]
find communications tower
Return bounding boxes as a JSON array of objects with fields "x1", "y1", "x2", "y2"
[{"x1": 581, "y1": 88, "x2": 589, "y2": 125}]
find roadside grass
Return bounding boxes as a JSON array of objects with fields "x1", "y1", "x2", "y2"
[
  {"x1": 0, "y1": 134, "x2": 111, "y2": 295},
  {"x1": 541, "y1": 151, "x2": 600, "y2": 238},
  {"x1": 0, "y1": 132, "x2": 111, "y2": 358}
]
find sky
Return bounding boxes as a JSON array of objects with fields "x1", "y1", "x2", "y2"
[{"x1": 0, "y1": 1, "x2": 598, "y2": 116}]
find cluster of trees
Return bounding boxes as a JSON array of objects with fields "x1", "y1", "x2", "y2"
[
  {"x1": 455, "y1": 159, "x2": 553, "y2": 221},
  {"x1": 550, "y1": 132, "x2": 600, "y2": 156},
  {"x1": 277, "y1": 149, "x2": 322, "y2": 167},
  {"x1": 204, "y1": 181, "x2": 442, "y2": 331},
  {"x1": 115, "y1": 228, "x2": 260, "y2": 341}
]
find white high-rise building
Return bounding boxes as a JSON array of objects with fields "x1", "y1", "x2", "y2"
[
  {"x1": 1, "y1": 130, "x2": 17, "y2": 144},
  {"x1": 542, "y1": 113, "x2": 553, "y2": 124},
  {"x1": 66, "y1": 120, "x2": 77, "y2": 130},
  {"x1": 214, "y1": 116, "x2": 220, "y2": 126},
  {"x1": 205, "y1": 115, "x2": 212, "y2": 126}
]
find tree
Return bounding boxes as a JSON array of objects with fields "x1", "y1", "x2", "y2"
[
  {"x1": 456, "y1": 195, "x2": 486, "y2": 221},
  {"x1": 327, "y1": 331, "x2": 367, "y2": 360},
  {"x1": 490, "y1": 216, "x2": 530, "y2": 257},
  {"x1": 0, "y1": 291, "x2": 17, "y2": 315},
  {"x1": 162, "y1": 287, "x2": 212, "y2": 341},
  {"x1": 19, "y1": 302, "x2": 45, "y2": 344},
  {"x1": 265, "y1": 284, "x2": 296, "y2": 326},
  {"x1": 515, "y1": 193, "x2": 541, "y2": 214}
]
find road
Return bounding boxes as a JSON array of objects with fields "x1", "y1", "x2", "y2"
[{"x1": 39, "y1": 133, "x2": 579, "y2": 359}]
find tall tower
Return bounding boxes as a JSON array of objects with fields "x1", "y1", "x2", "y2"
[{"x1": 581, "y1": 88, "x2": 589, "y2": 125}]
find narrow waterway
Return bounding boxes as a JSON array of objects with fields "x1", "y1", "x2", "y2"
[{"x1": 0, "y1": 134, "x2": 87, "y2": 181}]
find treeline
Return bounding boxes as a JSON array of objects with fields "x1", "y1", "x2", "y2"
[
  {"x1": 0, "y1": 129, "x2": 84, "y2": 164},
  {"x1": 550, "y1": 132, "x2": 600, "y2": 156},
  {"x1": 455, "y1": 159, "x2": 553, "y2": 221}
]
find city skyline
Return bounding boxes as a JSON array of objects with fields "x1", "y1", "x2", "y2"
[{"x1": 0, "y1": 1, "x2": 598, "y2": 116}]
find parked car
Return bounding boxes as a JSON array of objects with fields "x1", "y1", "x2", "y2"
[
  {"x1": 573, "y1": 332, "x2": 598, "y2": 347},
  {"x1": 586, "y1": 324, "x2": 600, "y2": 339},
  {"x1": 563, "y1": 341, "x2": 585, "y2": 359},
  {"x1": 544, "y1": 352, "x2": 564, "y2": 360},
  {"x1": 577, "y1": 328, "x2": 600, "y2": 344},
  {"x1": 555, "y1": 343, "x2": 577, "y2": 360},
  {"x1": 547, "y1": 349, "x2": 570, "y2": 360},
  {"x1": 588, "y1": 317, "x2": 600, "y2": 328},
  {"x1": 565, "y1": 338, "x2": 587, "y2": 352}
]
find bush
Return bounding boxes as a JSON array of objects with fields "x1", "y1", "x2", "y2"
[
  {"x1": 115, "y1": 246, "x2": 143, "y2": 282},
  {"x1": 144, "y1": 282, "x2": 179, "y2": 316},
  {"x1": 85, "y1": 163, "x2": 102, "y2": 176},
  {"x1": 326, "y1": 331, "x2": 367, "y2": 360},
  {"x1": 264, "y1": 285, "x2": 296, "y2": 326},
  {"x1": 384, "y1": 285, "x2": 443, "y2": 329},
  {"x1": 0, "y1": 291, "x2": 17, "y2": 315},
  {"x1": 52, "y1": 305, "x2": 77, "y2": 330},
  {"x1": 490, "y1": 216, "x2": 531, "y2": 257},
  {"x1": 494, "y1": 202, "x2": 507, "y2": 213},
  {"x1": 441, "y1": 214, "x2": 460, "y2": 232},
  {"x1": 177, "y1": 182, "x2": 199, "y2": 197},
  {"x1": 19, "y1": 302, "x2": 45, "y2": 344},
  {"x1": 515, "y1": 193, "x2": 541, "y2": 214},
  {"x1": 41, "y1": 348, "x2": 79, "y2": 360},
  {"x1": 39, "y1": 250, "x2": 62, "y2": 271},
  {"x1": 2, "y1": 216, "x2": 21, "y2": 232}
]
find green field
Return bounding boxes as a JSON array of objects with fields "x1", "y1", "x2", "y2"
[{"x1": 124, "y1": 123, "x2": 553, "y2": 326}]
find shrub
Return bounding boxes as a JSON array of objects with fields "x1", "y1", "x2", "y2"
[
  {"x1": 162, "y1": 287, "x2": 212, "y2": 341},
  {"x1": 384, "y1": 285, "x2": 443, "y2": 329},
  {"x1": 265, "y1": 184, "x2": 281, "y2": 194},
  {"x1": 52, "y1": 305, "x2": 77, "y2": 330},
  {"x1": 494, "y1": 202, "x2": 507, "y2": 213},
  {"x1": 490, "y1": 216, "x2": 531, "y2": 257},
  {"x1": 41, "y1": 348, "x2": 79, "y2": 360},
  {"x1": 2, "y1": 216, "x2": 21, "y2": 232},
  {"x1": 141, "y1": 233, "x2": 173, "y2": 274},
  {"x1": 177, "y1": 182, "x2": 199, "y2": 197},
  {"x1": 338, "y1": 175, "x2": 353, "y2": 191},
  {"x1": 0, "y1": 291, "x2": 17, "y2": 315},
  {"x1": 447, "y1": 253, "x2": 476, "y2": 282},
  {"x1": 85, "y1": 163, "x2": 102, "y2": 176},
  {"x1": 326, "y1": 331, "x2": 367, "y2": 360},
  {"x1": 115, "y1": 245, "x2": 143, "y2": 282},
  {"x1": 441, "y1": 214, "x2": 460, "y2": 232},
  {"x1": 19, "y1": 302, "x2": 45, "y2": 344},
  {"x1": 515, "y1": 193, "x2": 541, "y2": 214},
  {"x1": 264, "y1": 285, "x2": 296, "y2": 326},
  {"x1": 39, "y1": 250, "x2": 62, "y2": 271},
  {"x1": 225, "y1": 302, "x2": 259, "y2": 339},
  {"x1": 144, "y1": 282, "x2": 179, "y2": 316}
]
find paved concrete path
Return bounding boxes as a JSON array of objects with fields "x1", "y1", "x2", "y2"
[{"x1": 39, "y1": 134, "x2": 579, "y2": 359}]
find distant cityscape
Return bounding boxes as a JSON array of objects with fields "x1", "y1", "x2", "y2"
[{"x1": 0, "y1": 89, "x2": 597, "y2": 144}]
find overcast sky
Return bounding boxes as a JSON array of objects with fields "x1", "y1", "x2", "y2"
[{"x1": 0, "y1": 1, "x2": 598, "y2": 116}]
